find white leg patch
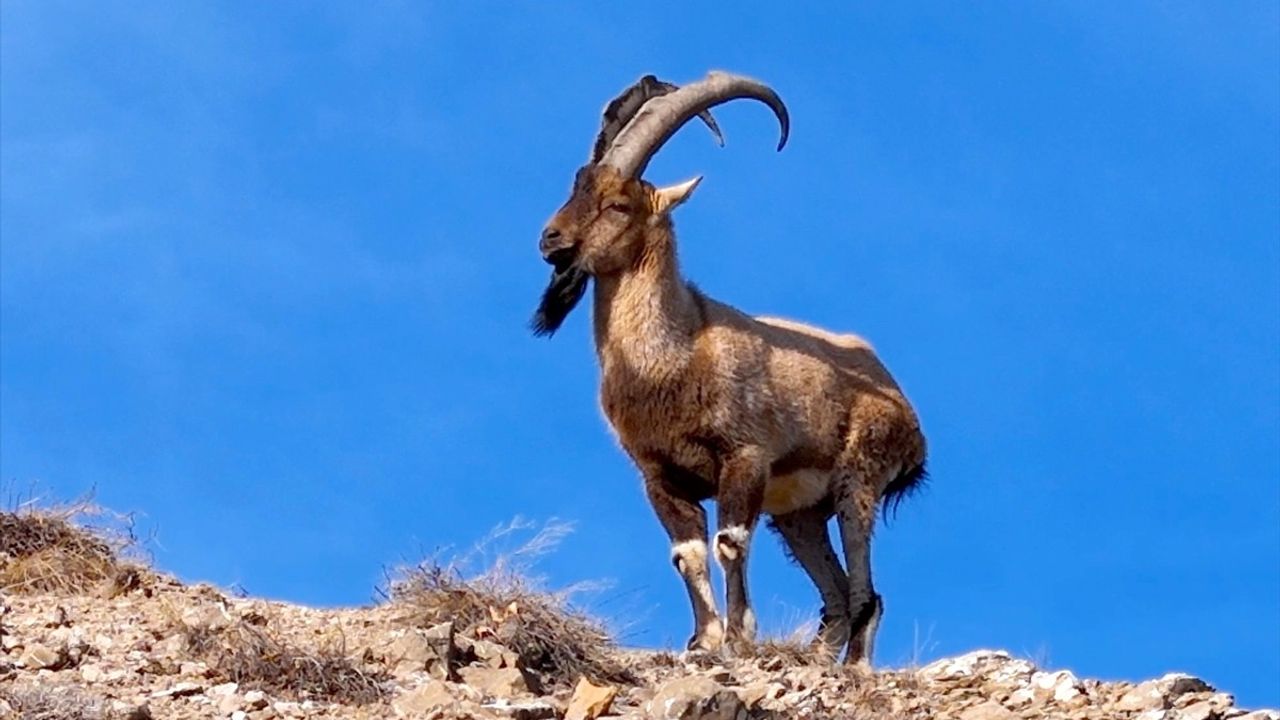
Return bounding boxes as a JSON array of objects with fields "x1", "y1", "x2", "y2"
[
  {"x1": 713, "y1": 526, "x2": 751, "y2": 564},
  {"x1": 741, "y1": 607, "x2": 758, "y2": 641},
  {"x1": 671, "y1": 539, "x2": 708, "y2": 574},
  {"x1": 672, "y1": 540, "x2": 717, "y2": 613},
  {"x1": 861, "y1": 598, "x2": 882, "y2": 666}
]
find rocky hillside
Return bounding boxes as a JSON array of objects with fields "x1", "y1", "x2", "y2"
[{"x1": 1, "y1": 508, "x2": 1274, "y2": 720}]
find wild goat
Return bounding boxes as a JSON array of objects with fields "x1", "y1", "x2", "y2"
[{"x1": 532, "y1": 72, "x2": 926, "y2": 665}]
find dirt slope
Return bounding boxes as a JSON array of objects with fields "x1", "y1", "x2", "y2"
[{"x1": 1, "y1": 509, "x2": 1274, "y2": 720}]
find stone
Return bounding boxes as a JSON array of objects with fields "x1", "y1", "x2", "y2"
[
  {"x1": 920, "y1": 650, "x2": 1012, "y2": 681},
  {"x1": 647, "y1": 675, "x2": 747, "y2": 720},
  {"x1": 1118, "y1": 682, "x2": 1170, "y2": 712},
  {"x1": 392, "y1": 680, "x2": 456, "y2": 716},
  {"x1": 459, "y1": 665, "x2": 530, "y2": 699},
  {"x1": 1159, "y1": 673, "x2": 1215, "y2": 697},
  {"x1": 18, "y1": 643, "x2": 65, "y2": 670},
  {"x1": 958, "y1": 700, "x2": 1018, "y2": 720},
  {"x1": 1181, "y1": 700, "x2": 1223, "y2": 720},
  {"x1": 209, "y1": 681, "x2": 240, "y2": 696},
  {"x1": 387, "y1": 622, "x2": 456, "y2": 679},
  {"x1": 465, "y1": 636, "x2": 521, "y2": 669},
  {"x1": 243, "y1": 689, "x2": 268, "y2": 709},
  {"x1": 485, "y1": 699, "x2": 560, "y2": 719},
  {"x1": 1031, "y1": 670, "x2": 1083, "y2": 703},
  {"x1": 181, "y1": 603, "x2": 231, "y2": 631},
  {"x1": 150, "y1": 681, "x2": 203, "y2": 698},
  {"x1": 566, "y1": 677, "x2": 619, "y2": 720},
  {"x1": 1005, "y1": 687, "x2": 1035, "y2": 708},
  {"x1": 1118, "y1": 675, "x2": 1216, "y2": 714},
  {"x1": 737, "y1": 683, "x2": 784, "y2": 710},
  {"x1": 218, "y1": 692, "x2": 245, "y2": 714}
]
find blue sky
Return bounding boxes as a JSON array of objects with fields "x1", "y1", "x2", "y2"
[{"x1": 2, "y1": 1, "x2": 1277, "y2": 708}]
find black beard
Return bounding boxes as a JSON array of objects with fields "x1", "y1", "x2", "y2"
[{"x1": 530, "y1": 265, "x2": 589, "y2": 337}]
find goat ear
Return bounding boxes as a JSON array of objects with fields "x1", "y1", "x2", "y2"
[{"x1": 652, "y1": 176, "x2": 703, "y2": 215}]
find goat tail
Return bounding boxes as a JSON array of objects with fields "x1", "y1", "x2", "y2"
[{"x1": 880, "y1": 460, "x2": 928, "y2": 523}]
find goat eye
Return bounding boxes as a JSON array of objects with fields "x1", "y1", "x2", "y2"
[{"x1": 604, "y1": 202, "x2": 632, "y2": 214}]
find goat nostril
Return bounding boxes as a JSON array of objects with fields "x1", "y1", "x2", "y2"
[{"x1": 540, "y1": 227, "x2": 573, "y2": 266}]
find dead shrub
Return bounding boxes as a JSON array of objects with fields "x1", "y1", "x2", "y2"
[
  {"x1": 748, "y1": 613, "x2": 828, "y2": 669},
  {"x1": 0, "y1": 500, "x2": 143, "y2": 596},
  {"x1": 754, "y1": 638, "x2": 826, "y2": 668},
  {"x1": 385, "y1": 518, "x2": 632, "y2": 689},
  {"x1": 181, "y1": 617, "x2": 387, "y2": 705},
  {"x1": 0, "y1": 685, "x2": 109, "y2": 720}
]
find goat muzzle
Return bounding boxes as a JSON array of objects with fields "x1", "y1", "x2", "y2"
[{"x1": 539, "y1": 227, "x2": 577, "y2": 270}]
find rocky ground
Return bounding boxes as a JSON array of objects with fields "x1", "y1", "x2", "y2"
[{"x1": 2, "y1": 508, "x2": 1275, "y2": 720}]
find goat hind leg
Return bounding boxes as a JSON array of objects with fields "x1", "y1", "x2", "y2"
[
  {"x1": 643, "y1": 467, "x2": 723, "y2": 652},
  {"x1": 833, "y1": 462, "x2": 889, "y2": 668},
  {"x1": 770, "y1": 504, "x2": 850, "y2": 660}
]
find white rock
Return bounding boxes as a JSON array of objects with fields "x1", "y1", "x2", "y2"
[
  {"x1": 1030, "y1": 669, "x2": 1083, "y2": 703},
  {"x1": 218, "y1": 693, "x2": 244, "y2": 714},
  {"x1": 1118, "y1": 682, "x2": 1169, "y2": 712},
  {"x1": 1006, "y1": 688, "x2": 1035, "y2": 708},
  {"x1": 151, "y1": 681, "x2": 203, "y2": 698},
  {"x1": 646, "y1": 675, "x2": 745, "y2": 720},
  {"x1": 209, "y1": 681, "x2": 240, "y2": 697}
]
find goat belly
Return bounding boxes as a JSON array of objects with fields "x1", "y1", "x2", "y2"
[{"x1": 761, "y1": 469, "x2": 831, "y2": 515}]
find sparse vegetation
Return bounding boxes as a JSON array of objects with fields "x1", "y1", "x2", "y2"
[
  {"x1": 0, "y1": 685, "x2": 109, "y2": 720},
  {"x1": 0, "y1": 499, "x2": 144, "y2": 596},
  {"x1": 180, "y1": 615, "x2": 388, "y2": 705},
  {"x1": 0, "y1": 505, "x2": 1260, "y2": 720},
  {"x1": 384, "y1": 519, "x2": 633, "y2": 689}
]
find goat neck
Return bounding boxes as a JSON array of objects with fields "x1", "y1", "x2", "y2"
[{"x1": 591, "y1": 219, "x2": 700, "y2": 378}]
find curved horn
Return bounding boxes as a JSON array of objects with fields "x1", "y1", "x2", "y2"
[
  {"x1": 591, "y1": 75, "x2": 723, "y2": 163},
  {"x1": 600, "y1": 71, "x2": 789, "y2": 178}
]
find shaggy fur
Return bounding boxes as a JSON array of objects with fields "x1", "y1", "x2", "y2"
[{"x1": 533, "y1": 74, "x2": 927, "y2": 664}]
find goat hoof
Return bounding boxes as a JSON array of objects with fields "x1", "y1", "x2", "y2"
[
  {"x1": 720, "y1": 635, "x2": 755, "y2": 659},
  {"x1": 685, "y1": 634, "x2": 722, "y2": 654},
  {"x1": 813, "y1": 618, "x2": 850, "y2": 662},
  {"x1": 685, "y1": 617, "x2": 724, "y2": 653}
]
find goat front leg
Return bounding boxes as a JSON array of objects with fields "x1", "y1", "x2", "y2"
[
  {"x1": 642, "y1": 464, "x2": 723, "y2": 652},
  {"x1": 713, "y1": 447, "x2": 767, "y2": 656}
]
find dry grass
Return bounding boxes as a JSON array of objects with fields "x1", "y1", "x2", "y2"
[
  {"x1": 0, "y1": 499, "x2": 143, "y2": 596},
  {"x1": 0, "y1": 685, "x2": 110, "y2": 720},
  {"x1": 180, "y1": 616, "x2": 387, "y2": 705},
  {"x1": 754, "y1": 613, "x2": 828, "y2": 668},
  {"x1": 385, "y1": 518, "x2": 632, "y2": 690}
]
